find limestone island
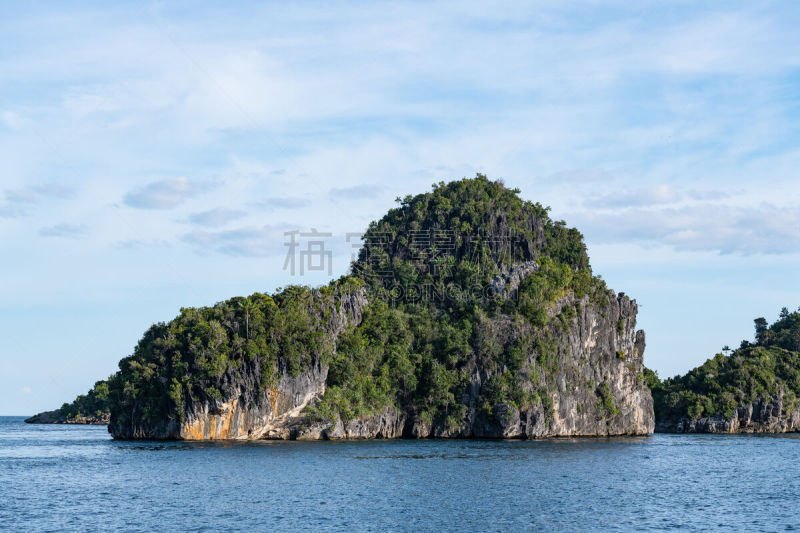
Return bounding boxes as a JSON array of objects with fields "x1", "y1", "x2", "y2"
[{"x1": 30, "y1": 176, "x2": 797, "y2": 438}]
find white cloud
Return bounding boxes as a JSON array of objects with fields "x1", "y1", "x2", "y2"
[
  {"x1": 256, "y1": 197, "x2": 310, "y2": 209},
  {"x1": 188, "y1": 207, "x2": 247, "y2": 227},
  {"x1": 181, "y1": 225, "x2": 291, "y2": 257},
  {"x1": 124, "y1": 177, "x2": 211, "y2": 209},
  {"x1": 115, "y1": 239, "x2": 171, "y2": 250},
  {"x1": 571, "y1": 204, "x2": 800, "y2": 255},
  {"x1": 0, "y1": 184, "x2": 76, "y2": 218},
  {"x1": 586, "y1": 185, "x2": 681, "y2": 209},
  {"x1": 1, "y1": 110, "x2": 27, "y2": 130},
  {"x1": 330, "y1": 184, "x2": 384, "y2": 200},
  {"x1": 38, "y1": 223, "x2": 88, "y2": 238}
]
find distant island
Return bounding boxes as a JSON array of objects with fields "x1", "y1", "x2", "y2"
[
  {"x1": 650, "y1": 308, "x2": 800, "y2": 433},
  {"x1": 26, "y1": 176, "x2": 800, "y2": 438},
  {"x1": 25, "y1": 380, "x2": 110, "y2": 424}
]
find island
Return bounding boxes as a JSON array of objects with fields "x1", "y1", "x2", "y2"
[
  {"x1": 29, "y1": 175, "x2": 657, "y2": 439},
  {"x1": 24, "y1": 379, "x2": 111, "y2": 424},
  {"x1": 651, "y1": 307, "x2": 800, "y2": 433}
]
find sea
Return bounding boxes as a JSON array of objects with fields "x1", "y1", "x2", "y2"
[{"x1": 1, "y1": 416, "x2": 798, "y2": 532}]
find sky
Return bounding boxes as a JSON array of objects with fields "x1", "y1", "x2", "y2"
[{"x1": 1, "y1": 1, "x2": 799, "y2": 415}]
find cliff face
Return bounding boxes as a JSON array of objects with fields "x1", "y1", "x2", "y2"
[
  {"x1": 511, "y1": 291, "x2": 653, "y2": 438},
  {"x1": 656, "y1": 395, "x2": 800, "y2": 434},
  {"x1": 295, "y1": 290, "x2": 653, "y2": 440},
  {"x1": 110, "y1": 358, "x2": 329, "y2": 439}
]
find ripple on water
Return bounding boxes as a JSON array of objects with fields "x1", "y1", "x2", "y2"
[{"x1": 1, "y1": 417, "x2": 799, "y2": 532}]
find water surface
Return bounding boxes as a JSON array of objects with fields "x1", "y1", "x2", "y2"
[{"x1": 1, "y1": 416, "x2": 798, "y2": 531}]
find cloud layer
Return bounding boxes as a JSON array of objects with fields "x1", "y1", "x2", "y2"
[
  {"x1": 188, "y1": 208, "x2": 247, "y2": 227},
  {"x1": 573, "y1": 204, "x2": 800, "y2": 255}
]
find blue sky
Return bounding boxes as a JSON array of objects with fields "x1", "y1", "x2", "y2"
[{"x1": 2, "y1": 1, "x2": 800, "y2": 415}]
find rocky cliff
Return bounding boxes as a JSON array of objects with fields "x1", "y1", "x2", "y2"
[
  {"x1": 105, "y1": 275, "x2": 654, "y2": 440},
  {"x1": 117, "y1": 285, "x2": 652, "y2": 441},
  {"x1": 656, "y1": 394, "x2": 800, "y2": 433},
  {"x1": 295, "y1": 290, "x2": 653, "y2": 439},
  {"x1": 108, "y1": 286, "x2": 368, "y2": 440}
]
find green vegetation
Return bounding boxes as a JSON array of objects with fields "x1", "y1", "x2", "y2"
[
  {"x1": 651, "y1": 307, "x2": 800, "y2": 422},
  {"x1": 755, "y1": 306, "x2": 800, "y2": 351},
  {"x1": 596, "y1": 381, "x2": 619, "y2": 417},
  {"x1": 107, "y1": 282, "x2": 355, "y2": 429},
  {"x1": 44, "y1": 379, "x2": 112, "y2": 421},
  {"x1": 95, "y1": 175, "x2": 614, "y2": 432},
  {"x1": 309, "y1": 176, "x2": 608, "y2": 428}
]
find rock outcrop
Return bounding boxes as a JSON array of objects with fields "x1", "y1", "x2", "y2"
[
  {"x1": 25, "y1": 410, "x2": 110, "y2": 425},
  {"x1": 656, "y1": 394, "x2": 800, "y2": 433},
  {"x1": 290, "y1": 291, "x2": 653, "y2": 440},
  {"x1": 109, "y1": 285, "x2": 653, "y2": 440}
]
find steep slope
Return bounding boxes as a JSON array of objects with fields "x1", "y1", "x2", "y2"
[
  {"x1": 652, "y1": 307, "x2": 800, "y2": 433},
  {"x1": 43, "y1": 175, "x2": 655, "y2": 440},
  {"x1": 298, "y1": 176, "x2": 652, "y2": 438},
  {"x1": 298, "y1": 289, "x2": 651, "y2": 439}
]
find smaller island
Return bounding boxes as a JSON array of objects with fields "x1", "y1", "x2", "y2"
[
  {"x1": 25, "y1": 379, "x2": 111, "y2": 425},
  {"x1": 651, "y1": 307, "x2": 800, "y2": 433}
]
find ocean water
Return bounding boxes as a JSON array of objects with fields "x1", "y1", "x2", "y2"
[{"x1": 1, "y1": 416, "x2": 798, "y2": 532}]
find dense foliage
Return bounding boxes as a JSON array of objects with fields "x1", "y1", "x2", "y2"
[
  {"x1": 107, "y1": 280, "x2": 362, "y2": 430},
  {"x1": 651, "y1": 307, "x2": 800, "y2": 421},
  {"x1": 355, "y1": 175, "x2": 589, "y2": 293},
  {"x1": 50, "y1": 379, "x2": 111, "y2": 420},
  {"x1": 309, "y1": 176, "x2": 607, "y2": 427},
  {"x1": 754, "y1": 307, "x2": 800, "y2": 351}
]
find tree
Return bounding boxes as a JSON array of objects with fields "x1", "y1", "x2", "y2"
[
  {"x1": 754, "y1": 317, "x2": 768, "y2": 344},
  {"x1": 239, "y1": 298, "x2": 254, "y2": 339}
]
